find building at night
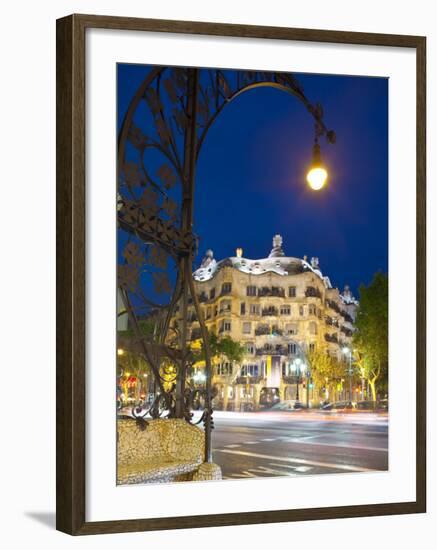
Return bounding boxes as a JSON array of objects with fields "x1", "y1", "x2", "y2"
[{"x1": 185, "y1": 235, "x2": 358, "y2": 410}]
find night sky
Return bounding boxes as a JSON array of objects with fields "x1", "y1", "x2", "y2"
[{"x1": 118, "y1": 65, "x2": 388, "y2": 297}]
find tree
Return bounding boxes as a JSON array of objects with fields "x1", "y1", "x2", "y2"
[
  {"x1": 353, "y1": 272, "x2": 388, "y2": 401},
  {"x1": 193, "y1": 331, "x2": 245, "y2": 366},
  {"x1": 306, "y1": 348, "x2": 345, "y2": 400}
]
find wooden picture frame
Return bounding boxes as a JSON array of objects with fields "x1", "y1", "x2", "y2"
[{"x1": 56, "y1": 13, "x2": 426, "y2": 535}]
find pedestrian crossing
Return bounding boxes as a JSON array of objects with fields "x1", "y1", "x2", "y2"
[{"x1": 216, "y1": 435, "x2": 386, "y2": 480}]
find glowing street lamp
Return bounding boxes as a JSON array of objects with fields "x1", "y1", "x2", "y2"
[
  {"x1": 294, "y1": 357, "x2": 302, "y2": 401},
  {"x1": 306, "y1": 142, "x2": 328, "y2": 191},
  {"x1": 193, "y1": 370, "x2": 206, "y2": 384}
]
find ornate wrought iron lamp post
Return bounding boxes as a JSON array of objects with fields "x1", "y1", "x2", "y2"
[{"x1": 117, "y1": 66, "x2": 336, "y2": 465}]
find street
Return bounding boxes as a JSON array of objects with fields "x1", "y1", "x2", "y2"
[{"x1": 210, "y1": 410, "x2": 388, "y2": 480}]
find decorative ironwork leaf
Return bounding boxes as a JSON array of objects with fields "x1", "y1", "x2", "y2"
[
  {"x1": 170, "y1": 67, "x2": 187, "y2": 94},
  {"x1": 144, "y1": 87, "x2": 163, "y2": 116},
  {"x1": 153, "y1": 272, "x2": 171, "y2": 294},
  {"x1": 172, "y1": 107, "x2": 188, "y2": 133},
  {"x1": 149, "y1": 246, "x2": 168, "y2": 269},
  {"x1": 163, "y1": 78, "x2": 179, "y2": 104},
  {"x1": 139, "y1": 187, "x2": 160, "y2": 214},
  {"x1": 123, "y1": 162, "x2": 142, "y2": 186},
  {"x1": 118, "y1": 264, "x2": 139, "y2": 292},
  {"x1": 127, "y1": 125, "x2": 148, "y2": 150},
  {"x1": 155, "y1": 117, "x2": 171, "y2": 145},
  {"x1": 157, "y1": 163, "x2": 177, "y2": 190},
  {"x1": 122, "y1": 242, "x2": 143, "y2": 265},
  {"x1": 119, "y1": 199, "x2": 138, "y2": 224},
  {"x1": 197, "y1": 93, "x2": 210, "y2": 126},
  {"x1": 163, "y1": 197, "x2": 178, "y2": 221},
  {"x1": 158, "y1": 220, "x2": 176, "y2": 243}
]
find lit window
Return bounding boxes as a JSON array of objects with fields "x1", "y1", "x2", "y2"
[{"x1": 288, "y1": 343, "x2": 297, "y2": 355}]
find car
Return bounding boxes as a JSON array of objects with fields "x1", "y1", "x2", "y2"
[
  {"x1": 356, "y1": 400, "x2": 377, "y2": 410},
  {"x1": 270, "y1": 400, "x2": 305, "y2": 411},
  {"x1": 377, "y1": 398, "x2": 389, "y2": 411},
  {"x1": 321, "y1": 400, "x2": 356, "y2": 411}
]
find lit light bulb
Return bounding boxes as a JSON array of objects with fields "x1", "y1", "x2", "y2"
[
  {"x1": 306, "y1": 167, "x2": 328, "y2": 190},
  {"x1": 306, "y1": 142, "x2": 328, "y2": 191}
]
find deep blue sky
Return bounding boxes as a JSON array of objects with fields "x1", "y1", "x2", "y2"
[{"x1": 118, "y1": 65, "x2": 388, "y2": 297}]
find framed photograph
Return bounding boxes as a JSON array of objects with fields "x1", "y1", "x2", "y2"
[{"x1": 56, "y1": 14, "x2": 426, "y2": 535}]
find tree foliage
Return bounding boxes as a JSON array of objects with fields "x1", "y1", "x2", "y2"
[
  {"x1": 306, "y1": 348, "x2": 345, "y2": 398},
  {"x1": 193, "y1": 331, "x2": 245, "y2": 364},
  {"x1": 353, "y1": 271, "x2": 388, "y2": 400}
]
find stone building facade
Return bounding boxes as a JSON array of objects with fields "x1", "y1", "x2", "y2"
[{"x1": 182, "y1": 235, "x2": 358, "y2": 410}]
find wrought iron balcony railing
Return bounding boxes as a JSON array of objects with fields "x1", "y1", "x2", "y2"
[{"x1": 235, "y1": 376, "x2": 264, "y2": 385}]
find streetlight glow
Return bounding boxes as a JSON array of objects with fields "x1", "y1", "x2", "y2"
[{"x1": 307, "y1": 167, "x2": 328, "y2": 190}]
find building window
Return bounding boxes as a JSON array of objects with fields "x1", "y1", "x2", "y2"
[
  {"x1": 249, "y1": 303, "x2": 260, "y2": 315},
  {"x1": 221, "y1": 282, "x2": 232, "y2": 295},
  {"x1": 309, "y1": 304, "x2": 316, "y2": 315},
  {"x1": 209, "y1": 287, "x2": 216, "y2": 299},
  {"x1": 240, "y1": 302, "x2": 246, "y2": 315},
  {"x1": 243, "y1": 322, "x2": 251, "y2": 334},
  {"x1": 286, "y1": 323, "x2": 298, "y2": 335},
  {"x1": 219, "y1": 299, "x2": 231, "y2": 313},
  {"x1": 288, "y1": 286, "x2": 297, "y2": 297},
  {"x1": 309, "y1": 343, "x2": 315, "y2": 353},
  {"x1": 280, "y1": 305, "x2": 291, "y2": 315},
  {"x1": 241, "y1": 364, "x2": 259, "y2": 377},
  {"x1": 221, "y1": 321, "x2": 231, "y2": 332},
  {"x1": 217, "y1": 362, "x2": 233, "y2": 375},
  {"x1": 309, "y1": 321, "x2": 318, "y2": 335},
  {"x1": 299, "y1": 305, "x2": 304, "y2": 316},
  {"x1": 246, "y1": 285, "x2": 257, "y2": 296},
  {"x1": 288, "y1": 343, "x2": 297, "y2": 355},
  {"x1": 246, "y1": 342, "x2": 255, "y2": 355}
]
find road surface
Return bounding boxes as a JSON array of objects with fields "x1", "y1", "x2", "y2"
[{"x1": 210, "y1": 410, "x2": 388, "y2": 480}]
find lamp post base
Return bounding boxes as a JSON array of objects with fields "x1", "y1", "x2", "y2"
[{"x1": 192, "y1": 462, "x2": 222, "y2": 481}]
